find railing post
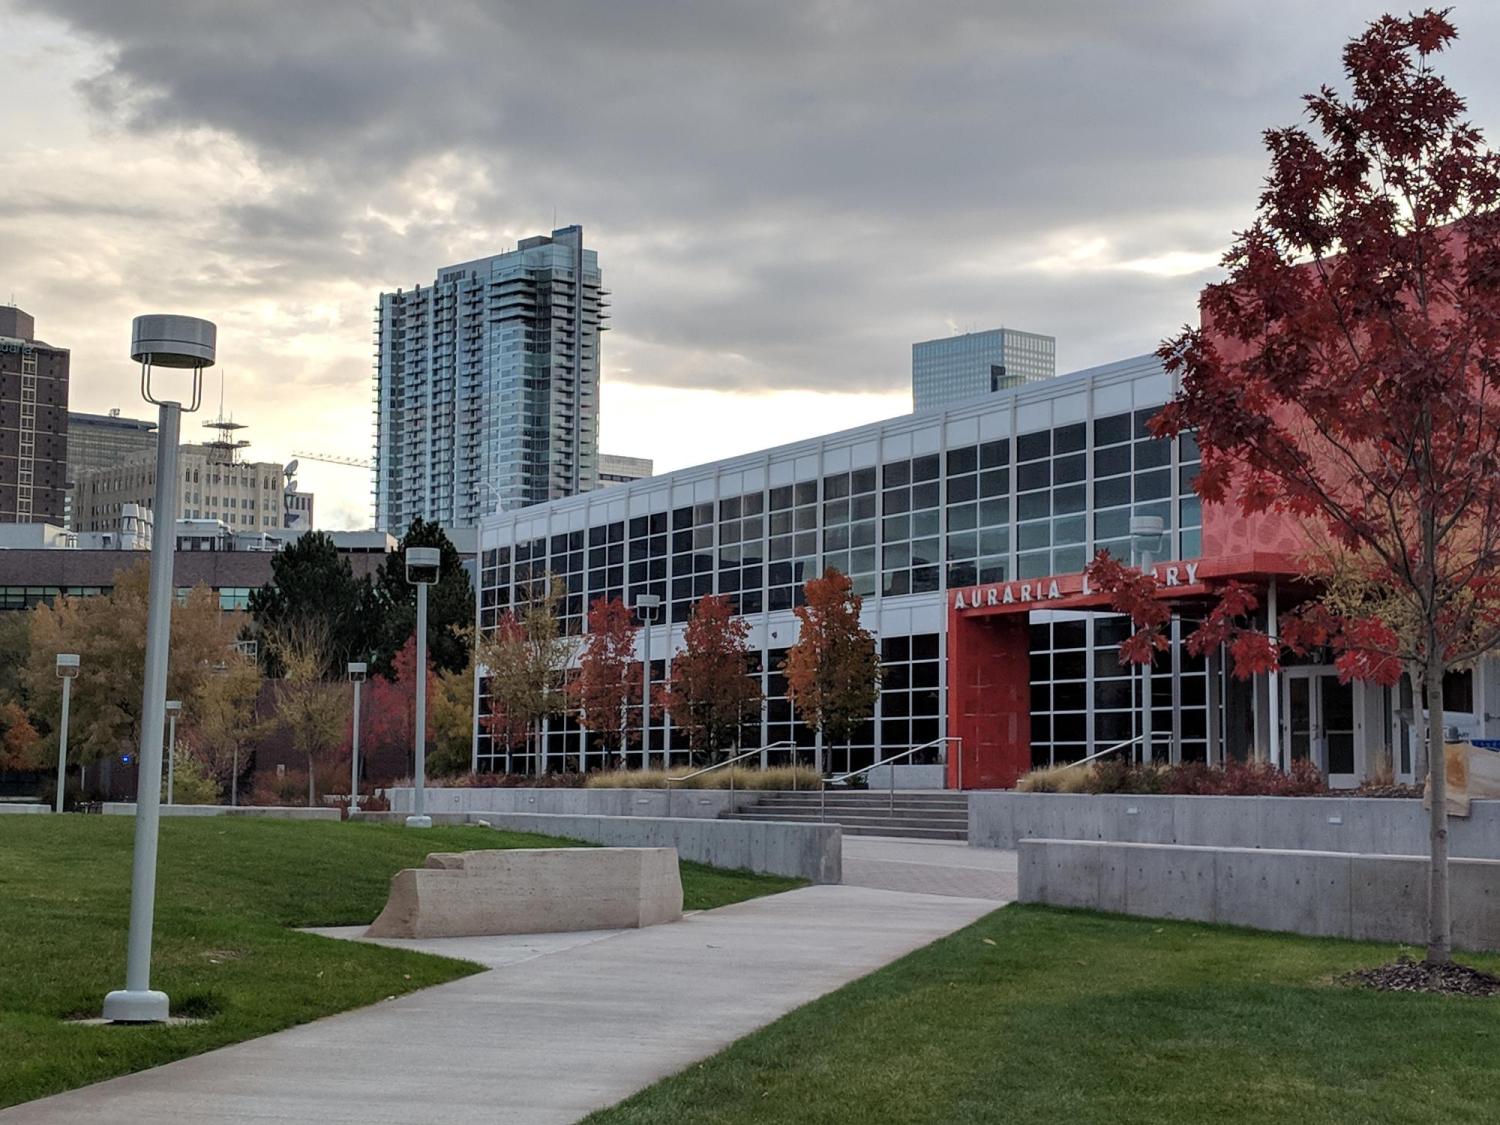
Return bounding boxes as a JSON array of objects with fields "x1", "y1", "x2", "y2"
[{"x1": 890, "y1": 760, "x2": 896, "y2": 815}]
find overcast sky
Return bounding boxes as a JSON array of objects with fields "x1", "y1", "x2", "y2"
[{"x1": 7, "y1": 2, "x2": 1500, "y2": 528}]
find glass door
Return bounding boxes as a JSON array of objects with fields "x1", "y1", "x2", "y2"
[{"x1": 1282, "y1": 668, "x2": 1359, "y2": 787}]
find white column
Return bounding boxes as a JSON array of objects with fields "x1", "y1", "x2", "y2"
[{"x1": 1267, "y1": 578, "x2": 1282, "y2": 769}]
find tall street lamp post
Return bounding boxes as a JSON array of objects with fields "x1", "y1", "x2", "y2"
[
  {"x1": 405, "y1": 546, "x2": 441, "y2": 828},
  {"x1": 54, "y1": 654, "x2": 80, "y2": 813},
  {"x1": 103, "y1": 313, "x2": 213, "y2": 1025},
  {"x1": 632, "y1": 594, "x2": 661, "y2": 771},
  {"x1": 164, "y1": 700, "x2": 181, "y2": 805},
  {"x1": 348, "y1": 662, "x2": 367, "y2": 816}
]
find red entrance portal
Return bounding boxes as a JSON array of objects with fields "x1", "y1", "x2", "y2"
[{"x1": 945, "y1": 552, "x2": 1302, "y2": 789}]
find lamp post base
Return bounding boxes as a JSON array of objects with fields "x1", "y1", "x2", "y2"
[
  {"x1": 405, "y1": 815, "x2": 432, "y2": 829},
  {"x1": 102, "y1": 988, "x2": 169, "y2": 1024}
]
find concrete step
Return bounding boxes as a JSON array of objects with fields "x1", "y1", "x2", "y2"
[{"x1": 840, "y1": 824, "x2": 969, "y2": 840}]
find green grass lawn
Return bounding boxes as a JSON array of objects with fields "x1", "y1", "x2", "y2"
[
  {"x1": 0, "y1": 815, "x2": 801, "y2": 1110},
  {"x1": 585, "y1": 905, "x2": 1500, "y2": 1125}
]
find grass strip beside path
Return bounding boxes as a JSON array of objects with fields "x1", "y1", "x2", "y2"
[
  {"x1": 0, "y1": 816, "x2": 800, "y2": 1109},
  {"x1": 585, "y1": 904, "x2": 1500, "y2": 1125}
]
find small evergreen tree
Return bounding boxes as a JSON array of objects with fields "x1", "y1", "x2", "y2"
[
  {"x1": 369, "y1": 519, "x2": 473, "y2": 676},
  {"x1": 248, "y1": 531, "x2": 370, "y2": 677}
]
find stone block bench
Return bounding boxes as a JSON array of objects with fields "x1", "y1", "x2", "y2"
[{"x1": 366, "y1": 847, "x2": 683, "y2": 939}]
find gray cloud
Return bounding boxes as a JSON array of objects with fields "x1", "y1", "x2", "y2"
[{"x1": 17, "y1": 0, "x2": 1500, "y2": 401}]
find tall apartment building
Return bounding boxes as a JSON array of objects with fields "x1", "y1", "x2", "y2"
[
  {"x1": 912, "y1": 327, "x2": 1055, "y2": 412},
  {"x1": 374, "y1": 225, "x2": 609, "y2": 531},
  {"x1": 598, "y1": 453, "x2": 653, "y2": 487},
  {"x1": 73, "y1": 416, "x2": 308, "y2": 536},
  {"x1": 65, "y1": 409, "x2": 158, "y2": 528},
  {"x1": 0, "y1": 306, "x2": 69, "y2": 524}
]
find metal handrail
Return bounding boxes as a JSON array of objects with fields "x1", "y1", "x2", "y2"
[
  {"x1": 822, "y1": 736, "x2": 961, "y2": 818},
  {"x1": 665, "y1": 741, "x2": 797, "y2": 805},
  {"x1": 1060, "y1": 733, "x2": 1171, "y2": 770}
]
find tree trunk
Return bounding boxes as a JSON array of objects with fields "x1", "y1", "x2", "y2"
[
  {"x1": 1425, "y1": 656, "x2": 1452, "y2": 964},
  {"x1": 307, "y1": 753, "x2": 316, "y2": 808}
]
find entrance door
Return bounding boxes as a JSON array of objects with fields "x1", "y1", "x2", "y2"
[{"x1": 1282, "y1": 668, "x2": 1358, "y2": 788}]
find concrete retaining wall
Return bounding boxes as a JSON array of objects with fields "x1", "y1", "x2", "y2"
[
  {"x1": 0, "y1": 803, "x2": 48, "y2": 814},
  {"x1": 386, "y1": 787, "x2": 743, "y2": 819},
  {"x1": 102, "y1": 803, "x2": 340, "y2": 820},
  {"x1": 972, "y1": 792, "x2": 1500, "y2": 858},
  {"x1": 354, "y1": 809, "x2": 841, "y2": 884},
  {"x1": 1018, "y1": 837, "x2": 1500, "y2": 951}
]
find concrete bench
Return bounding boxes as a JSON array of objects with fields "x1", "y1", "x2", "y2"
[{"x1": 365, "y1": 847, "x2": 683, "y2": 939}]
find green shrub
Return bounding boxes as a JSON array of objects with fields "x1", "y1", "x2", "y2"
[{"x1": 162, "y1": 746, "x2": 220, "y2": 805}]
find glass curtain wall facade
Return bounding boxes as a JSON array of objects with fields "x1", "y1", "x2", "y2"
[
  {"x1": 374, "y1": 226, "x2": 608, "y2": 531},
  {"x1": 475, "y1": 353, "x2": 1205, "y2": 773},
  {"x1": 912, "y1": 328, "x2": 1056, "y2": 412}
]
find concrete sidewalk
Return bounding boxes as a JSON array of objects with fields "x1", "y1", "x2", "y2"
[
  {"x1": 1, "y1": 885, "x2": 998, "y2": 1125},
  {"x1": 842, "y1": 835, "x2": 1018, "y2": 901}
]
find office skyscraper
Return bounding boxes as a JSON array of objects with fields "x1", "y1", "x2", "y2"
[
  {"x1": 374, "y1": 225, "x2": 608, "y2": 530},
  {"x1": 0, "y1": 306, "x2": 69, "y2": 525},
  {"x1": 912, "y1": 327, "x2": 1055, "y2": 412}
]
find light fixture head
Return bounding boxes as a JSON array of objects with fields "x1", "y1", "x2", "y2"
[
  {"x1": 348, "y1": 661, "x2": 368, "y2": 683},
  {"x1": 56, "y1": 653, "x2": 81, "y2": 679},
  {"x1": 405, "y1": 546, "x2": 441, "y2": 585},
  {"x1": 164, "y1": 700, "x2": 182, "y2": 714}
]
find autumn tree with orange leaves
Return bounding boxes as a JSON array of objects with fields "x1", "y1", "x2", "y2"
[
  {"x1": 660, "y1": 595, "x2": 761, "y2": 759},
  {"x1": 783, "y1": 569, "x2": 880, "y2": 772},
  {"x1": 567, "y1": 597, "x2": 639, "y2": 762},
  {"x1": 1089, "y1": 10, "x2": 1500, "y2": 964}
]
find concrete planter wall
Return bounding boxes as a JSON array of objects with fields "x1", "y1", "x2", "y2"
[
  {"x1": 355, "y1": 809, "x2": 842, "y2": 885},
  {"x1": 386, "y1": 787, "x2": 742, "y2": 819},
  {"x1": 0, "y1": 803, "x2": 48, "y2": 815},
  {"x1": 971, "y1": 792, "x2": 1500, "y2": 858},
  {"x1": 1019, "y1": 838, "x2": 1500, "y2": 952},
  {"x1": 102, "y1": 803, "x2": 340, "y2": 820}
]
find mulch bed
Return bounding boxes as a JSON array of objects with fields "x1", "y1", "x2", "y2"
[
  {"x1": 1341, "y1": 956, "x2": 1500, "y2": 997},
  {"x1": 1350, "y1": 783, "x2": 1425, "y2": 799}
]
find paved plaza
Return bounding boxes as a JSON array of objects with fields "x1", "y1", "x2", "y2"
[{"x1": 2, "y1": 839, "x2": 1011, "y2": 1124}]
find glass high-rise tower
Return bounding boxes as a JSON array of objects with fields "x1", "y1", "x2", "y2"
[
  {"x1": 374, "y1": 225, "x2": 608, "y2": 530},
  {"x1": 912, "y1": 327, "x2": 1055, "y2": 412}
]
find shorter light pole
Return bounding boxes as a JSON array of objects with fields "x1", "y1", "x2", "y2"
[
  {"x1": 348, "y1": 662, "x2": 367, "y2": 816},
  {"x1": 632, "y1": 594, "x2": 661, "y2": 771},
  {"x1": 405, "y1": 546, "x2": 442, "y2": 828},
  {"x1": 55, "y1": 654, "x2": 80, "y2": 813},
  {"x1": 164, "y1": 701, "x2": 182, "y2": 805}
]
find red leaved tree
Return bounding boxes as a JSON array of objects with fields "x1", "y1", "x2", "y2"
[
  {"x1": 782, "y1": 568, "x2": 881, "y2": 772},
  {"x1": 660, "y1": 595, "x2": 761, "y2": 760},
  {"x1": 0, "y1": 701, "x2": 43, "y2": 773},
  {"x1": 363, "y1": 634, "x2": 436, "y2": 779},
  {"x1": 567, "y1": 597, "x2": 640, "y2": 764},
  {"x1": 1091, "y1": 10, "x2": 1500, "y2": 964}
]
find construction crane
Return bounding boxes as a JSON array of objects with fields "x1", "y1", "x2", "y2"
[{"x1": 292, "y1": 450, "x2": 373, "y2": 470}]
